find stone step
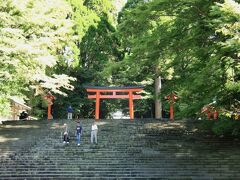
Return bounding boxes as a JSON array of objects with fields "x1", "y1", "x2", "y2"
[{"x1": 1, "y1": 119, "x2": 240, "y2": 179}]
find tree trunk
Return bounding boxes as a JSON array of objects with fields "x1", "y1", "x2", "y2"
[{"x1": 155, "y1": 76, "x2": 162, "y2": 119}]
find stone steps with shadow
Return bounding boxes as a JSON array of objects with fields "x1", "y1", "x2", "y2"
[{"x1": 1, "y1": 119, "x2": 240, "y2": 179}]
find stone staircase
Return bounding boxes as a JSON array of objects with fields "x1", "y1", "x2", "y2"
[{"x1": 1, "y1": 119, "x2": 240, "y2": 179}]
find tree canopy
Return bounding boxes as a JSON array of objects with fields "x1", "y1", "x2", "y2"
[
  {"x1": 105, "y1": 0, "x2": 240, "y2": 118},
  {"x1": 0, "y1": 0, "x2": 239, "y2": 121}
]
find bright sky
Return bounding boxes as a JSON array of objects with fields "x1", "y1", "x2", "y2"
[{"x1": 114, "y1": 0, "x2": 127, "y2": 13}]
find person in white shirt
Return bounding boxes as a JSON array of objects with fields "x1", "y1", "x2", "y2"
[
  {"x1": 63, "y1": 123, "x2": 69, "y2": 144},
  {"x1": 91, "y1": 121, "x2": 98, "y2": 144}
]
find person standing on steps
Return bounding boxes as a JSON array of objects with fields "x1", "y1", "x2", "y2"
[
  {"x1": 76, "y1": 121, "x2": 83, "y2": 146},
  {"x1": 91, "y1": 121, "x2": 98, "y2": 144},
  {"x1": 67, "y1": 105, "x2": 73, "y2": 120},
  {"x1": 63, "y1": 123, "x2": 69, "y2": 144}
]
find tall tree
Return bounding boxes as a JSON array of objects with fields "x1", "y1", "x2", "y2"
[
  {"x1": 106, "y1": 0, "x2": 240, "y2": 118},
  {"x1": 52, "y1": 0, "x2": 122, "y2": 118},
  {"x1": 0, "y1": 0, "x2": 75, "y2": 117},
  {"x1": 209, "y1": 0, "x2": 240, "y2": 111}
]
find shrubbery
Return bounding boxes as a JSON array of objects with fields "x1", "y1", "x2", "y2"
[{"x1": 199, "y1": 117, "x2": 240, "y2": 137}]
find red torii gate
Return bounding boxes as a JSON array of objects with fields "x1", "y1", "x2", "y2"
[
  {"x1": 44, "y1": 91, "x2": 55, "y2": 120},
  {"x1": 165, "y1": 92, "x2": 178, "y2": 121},
  {"x1": 85, "y1": 86, "x2": 143, "y2": 120}
]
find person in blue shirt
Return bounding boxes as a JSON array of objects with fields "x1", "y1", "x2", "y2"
[
  {"x1": 67, "y1": 105, "x2": 73, "y2": 120},
  {"x1": 76, "y1": 121, "x2": 83, "y2": 146}
]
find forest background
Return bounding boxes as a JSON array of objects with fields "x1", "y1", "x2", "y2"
[{"x1": 0, "y1": 0, "x2": 239, "y2": 132}]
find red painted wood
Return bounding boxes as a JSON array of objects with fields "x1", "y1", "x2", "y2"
[
  {"x1": 95, "y1": 91, "x2": 100, "y2": 120},
  {"x1": 48, "y1": 104, "x2": 52, "y2": 120},
  {"x1": 86, "y1": 88, "x2": 143, "y2": 92},
  {"x1": 165, "y1": 93, "x2": 178, "y2": 121},
  {"x1": 129, "y1": 91, "x2": 134, "y2": 120},
  {"x1": 45, "y1": 93, "x2": 54, "y2": 120},
  {"x1": 88, "y1": 94, "x2": 141, "y2": 99},
  {"x1": 86, "y1": 87, "x2": 143, "y2": 120}
]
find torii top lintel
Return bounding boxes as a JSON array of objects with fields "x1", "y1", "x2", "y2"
[
  {"x1": 85, "y1": 86, "x2": 144, "y2": 99},
  {"x1": 85, "y1": 86, "x2": 143, "y2": 92}
]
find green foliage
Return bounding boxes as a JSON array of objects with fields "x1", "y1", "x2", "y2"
[
  {"x1": 1, "y1": 0, "x2": 239, "y2": 120},
  {"x1": 198, "y1": 118, "x2": 240, "y2": 137},
  {"x1": 0, "y1": 0, "x2": 76, "y2": 117},
  {"x1": 107, "y1": 0, "x2": 240, "y2": 118},
  {"x1": 79, "y1": 15, "x2": 121, "y2": 84},
  {"x1": 51, "y1": 0, "x2": 122, "y2": 119},
  {"x1": 198, "y1": 120, "x2": 215, "y2": 133},
  {"x1": 212, "y1": 119, "x2": 235, "y2": 136}
]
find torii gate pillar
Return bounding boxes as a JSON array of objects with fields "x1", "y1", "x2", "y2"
[
  {"x1": 44, "y1": 92, "x2": 55, "y2": 120},
  {"x1": 95, "y1": 91, "x2": 100, "y2": 120},
  {"x1": 165, "y1": 92, "x2": 178, "y2": 121},
  {"x1": 129, "y1": 91, "x2": 134, "y2": 119}
]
